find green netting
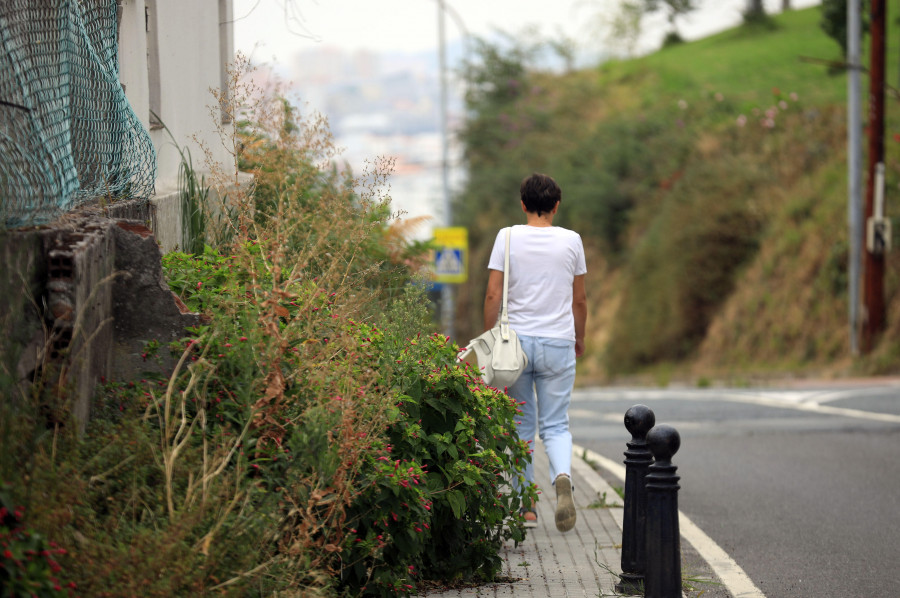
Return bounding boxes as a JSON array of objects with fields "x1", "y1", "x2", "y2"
[{"x1": 0, "y1": 0, "x2": 156, "y2": 227}]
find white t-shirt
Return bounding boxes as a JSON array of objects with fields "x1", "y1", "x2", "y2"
[{"x1": 488, "y1": 225, "x2": 587, "y2": 341}]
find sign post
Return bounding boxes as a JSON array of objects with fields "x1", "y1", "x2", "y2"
[{"x1": 433, "y1": 226, "x2": 468, "y2": 284}]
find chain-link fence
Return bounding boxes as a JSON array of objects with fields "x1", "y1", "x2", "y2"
[{"x1": 0, "y1": 0, "x2": 156, "y2": 227}]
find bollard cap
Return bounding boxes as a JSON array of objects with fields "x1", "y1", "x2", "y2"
[
  {"x1": 624, "y1": 404, "x2": 655, "y2": 439},
  {"x1": 647, "y1": 424, "x2": 680, "y2": 462}
]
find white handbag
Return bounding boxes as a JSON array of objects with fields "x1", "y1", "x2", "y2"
[{"x1": 458, "y1": 227, "x2": 528, "y2": 388}]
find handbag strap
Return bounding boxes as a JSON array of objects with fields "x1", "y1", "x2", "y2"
[{"x1": 499, "y1": 227, "x2": 511, "y2": 341}]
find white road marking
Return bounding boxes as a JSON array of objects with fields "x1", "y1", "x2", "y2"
[
  {"x1": 718, "y1": 391, "x2": 900, "y2": 424},
  {"x1": 575, "y1": 444, "x2": 767, "y2": 598},
  {"x1": 572, "y1": 387, "x2": 900, "y2": 424},
  {"x1": 571, "y1": 384, "x2": 900, "y2": 596}
]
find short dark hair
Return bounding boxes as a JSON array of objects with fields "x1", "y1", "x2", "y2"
[{"x1": 520, "y1": 173, "x2": 561, "y2": 216}]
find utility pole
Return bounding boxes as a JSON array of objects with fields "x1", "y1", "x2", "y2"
[
  {"x1": 862, "y1": 0, "x2": 887, "y2": 352},
  {"x1": 437, "y1": 0, "x2": 455, "y2": 340},
  {"x1": 848, "y1": 0, "x2": 862, "y2": 356}
]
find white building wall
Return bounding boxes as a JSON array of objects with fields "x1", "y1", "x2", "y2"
[
  {"x1": 117, "y1": 0, "x2": 236, "y2": 251},
  {"x1": 117, "y1": 3, "x2": 150, "y2": 127},
  {"x1": 152, "y1": 0, "x2": 232, "y2": 193}
]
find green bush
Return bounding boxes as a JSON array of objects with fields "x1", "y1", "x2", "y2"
[
  {"x1": 368, "y1": 330, "x2": 534, "y2": 584},
  {"x1": 0, "y1": 63, "x2": 533, "y2": 597},
  {"x1": 162, "y1": 249, "x2": 534, "y2": 596},
  {"x1": 1, "y1": 245, "x2": 532, "y2": 597},
  {"x1": 606, "y1": 156, "x2": 763, "y2": 371}
]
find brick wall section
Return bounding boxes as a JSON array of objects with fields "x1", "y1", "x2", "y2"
[{"x1": 43, "y1": 216, "x2": 117, "y2": 429}]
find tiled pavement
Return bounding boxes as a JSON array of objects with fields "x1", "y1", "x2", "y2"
[{"x1": 422, "y1": 442, "x2": 626, "y2": 597}]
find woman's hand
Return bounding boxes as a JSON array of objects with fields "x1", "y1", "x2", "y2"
[{"x1": 575, "y1": 338, "x2": 585, "y2": 358}]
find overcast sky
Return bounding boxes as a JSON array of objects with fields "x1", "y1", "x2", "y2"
[{"x1": 232, "y1": 0, "x2": 822, "y2": 64}]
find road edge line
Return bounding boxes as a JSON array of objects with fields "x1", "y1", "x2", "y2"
[{"x1": 574, "y1": 444, "x2": 767, "y2": 598}]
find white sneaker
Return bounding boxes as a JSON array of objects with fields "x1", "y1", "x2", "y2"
[{"x1": 554, "y1": 473, "x2": 576, "y2": 532}]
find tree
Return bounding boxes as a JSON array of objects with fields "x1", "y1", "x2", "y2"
[
  {"x1": 820, "y1": 0, "x2": 868, "y2": 58},
  {"x1": 643, "y1": 0, "x2": 698, "y2": 44},
  {"x1": 606, "y1": 0, "x2": 645, "y2": 57},
  {"x1": 783, "y1": 0, "x2": 792, "y2": 10},
  {"x1": 744, "y1": 0, "x2": 768, "y2": 23}
]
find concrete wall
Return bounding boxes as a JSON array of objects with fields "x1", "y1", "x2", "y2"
[
  {"x1": 0, "y1": 207, "x2": 200, "y2": 434},
  {"x1": 0, "y1": 231, "x2": 45, "y2": 401},
  {"x1": 1, "y1": 2, "x2": 249, "y2": 430}
]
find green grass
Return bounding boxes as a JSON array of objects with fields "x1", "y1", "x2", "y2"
[
  {"x1": 591, "y1": 5, "x2": 900, "y2": 376},
  {"x1": 586, "y1": 491, "x2": 622, "y2": 509},
  {"x1": 651, "y1": 9, "x2": 843, "y2": 100},
  {"x1": 598, "y1": 5, "x2": 900, "y2": 109}
]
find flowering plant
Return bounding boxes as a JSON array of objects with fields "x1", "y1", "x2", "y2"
[
  {"x1": 0, "y1": 486, "x2": 75, "y2": 597},
  {"x1": 343, "y1": 327, "x2": 536, "y2": 594}
]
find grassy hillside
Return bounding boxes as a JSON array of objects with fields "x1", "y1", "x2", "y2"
[
  {"x1": 454, "y1": 4, "x2": 900, "y2": 384},
  {"x1": 606, "y1": 8, "x2": 848, "y2": 108}
]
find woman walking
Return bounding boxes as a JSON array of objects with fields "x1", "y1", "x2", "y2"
[{"x1": 482, "y1": 173, "x2": 587, "y2": 533}]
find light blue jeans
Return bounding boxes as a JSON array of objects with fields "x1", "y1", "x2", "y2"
[{"x1": 508, "y1": 334, "x2": 576, "y2": 488}]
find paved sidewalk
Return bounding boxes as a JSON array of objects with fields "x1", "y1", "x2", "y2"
[{"x1": 422, "y1": 443, "x2": 626, "y2": 597}]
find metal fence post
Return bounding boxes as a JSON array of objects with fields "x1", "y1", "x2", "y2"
[
  {"x1": 616, "y1": 405, "x2": 655, "y2": 595},
  {"x1": 644, "y1": 424, "x2": 682, "y2": 598}
]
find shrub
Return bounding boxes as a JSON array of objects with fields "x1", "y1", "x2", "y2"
[
  {"x1": 371, "y1": 329, "x2": 534, "y2": 583},
  {"x1": 0, "y1": 55, "x2": 533, "y2": 597},
  {"x1": 606, "y1": 157, "x2": 763, "y2": 371},
  {"x1": 150, "y1": 252, "x2": 534, "y2": 597}
]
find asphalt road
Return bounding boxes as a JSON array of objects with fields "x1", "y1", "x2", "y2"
[{"x1": 569, "y1": 381, "x2": 900, "y2": 598}]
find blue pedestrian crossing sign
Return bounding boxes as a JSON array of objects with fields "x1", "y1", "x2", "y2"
[{"x1": 432, "y1": 227, "x2": 468, "y2": 284}]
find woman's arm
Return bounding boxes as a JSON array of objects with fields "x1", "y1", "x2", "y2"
[
  {"x1": 483, "y1": 269, "x2": 504, "y2": 331},
  {"x1": 572, "y1": 274, "x2": 587, "y2": 357}
]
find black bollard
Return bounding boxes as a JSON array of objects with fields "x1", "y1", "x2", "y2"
[
  {"x1": 616, "y1": 405, "x2": 655, "y2": 595},
  {"x1": 644, "y1": 424, "x2": 682, "y2": 598}
]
